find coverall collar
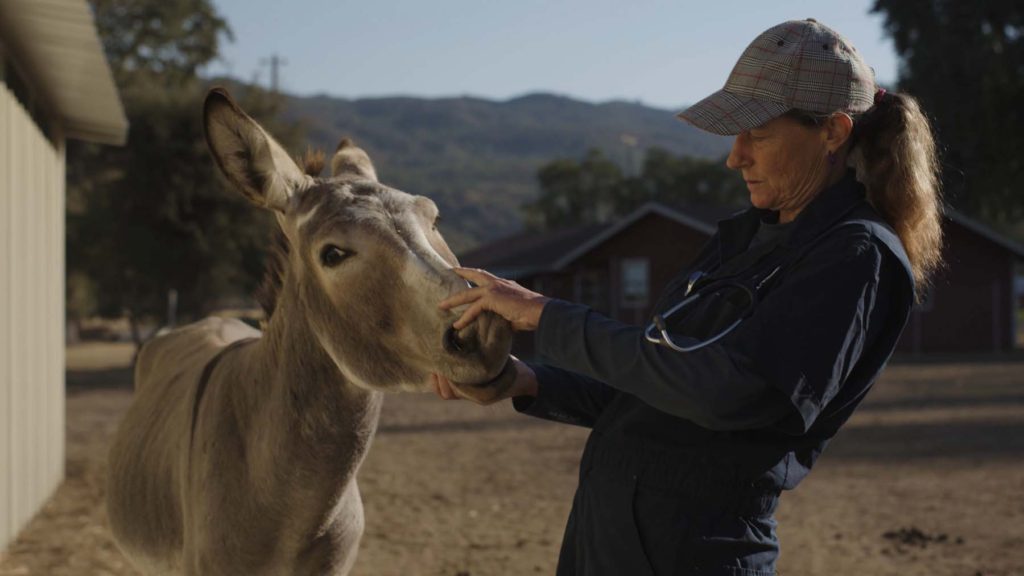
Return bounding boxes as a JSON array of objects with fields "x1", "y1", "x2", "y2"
[{"x1": 717, "y1": 169, "x2": 865, "y2": 262}]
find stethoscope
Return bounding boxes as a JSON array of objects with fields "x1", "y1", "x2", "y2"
[
  {"x1": 643, "y1": 218, "x2": 872, "y2": 353},
  {"x1": 644, "y1": 264, "x2": 783, "y2": 352}
]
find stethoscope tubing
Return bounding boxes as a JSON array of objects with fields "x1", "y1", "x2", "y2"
[{"x1": 644, "y1": 265, "x2": 781, "y2": 353}]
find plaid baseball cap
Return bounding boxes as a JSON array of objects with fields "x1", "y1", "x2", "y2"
[{"x1": 677, "y1": 18, "x2": 877, "y2": 135}]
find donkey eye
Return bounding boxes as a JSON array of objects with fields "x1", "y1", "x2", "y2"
[{"x1": 320, "y1": 245, "x2": 351, "y2": 268}]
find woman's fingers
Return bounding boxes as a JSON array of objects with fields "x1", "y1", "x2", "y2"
[
  {"x1": 452, "y1": 302, "x2": 485, "y2": 331},
  {"x1": 430, "y1": 374, "x2": 447, "y2": 400},
  {"x1": 438, "y1": 268, "x2": 496, "y2": 310},
  {"x1": 431, "y1": 373, "x2": 459, "y2": 400},
  {"x1": 429, "y1": 374, "x2": 443, "y2": 398},
  {"x1": 452, "y1": 267, "x2": 495, "y2": 285},
  {"x1": 437, "y1": 378, "x2": 452, "y2": 400},
  {"x1": 438, "y1": 286, "x2": 485, "y2": 311},
  {"x1": 439, "y1": 266, "x2": 549, "y2": 332}
]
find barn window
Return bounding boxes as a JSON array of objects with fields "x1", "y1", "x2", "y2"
[{"x1": 620, "y1": 258, "x2": 649, "y2": 308}]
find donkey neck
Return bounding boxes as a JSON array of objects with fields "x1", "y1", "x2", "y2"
[
  {"x1": 226, "y1": 280, "x2": 383, "y2": 493},
  {"x1": 271, "y1": 286, "x2": 379, "y2": 428},
  {"x1": 190, "y1": 283, "x2": 383, "y2": 570}
]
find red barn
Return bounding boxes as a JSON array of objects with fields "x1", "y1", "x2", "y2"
[{"x1": 460, "y1": 203, "x2": 1024, "y2": 357}]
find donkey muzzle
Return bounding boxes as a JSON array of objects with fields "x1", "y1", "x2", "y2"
[{"x1": 443, "y1": 325, "x2": 479, "y2": 356}]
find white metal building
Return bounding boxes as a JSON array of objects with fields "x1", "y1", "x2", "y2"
[{"x1": 0, "y1": 0, "x2": 126, "y2": 551}]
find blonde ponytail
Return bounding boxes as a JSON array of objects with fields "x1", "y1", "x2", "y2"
[{"x1": 848, "y1": 92, "x2": 944, "y2": 299}]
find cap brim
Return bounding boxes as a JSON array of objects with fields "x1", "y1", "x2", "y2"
[{"x1": 676, "y1": 90, "x2": 789, "y2": 135}]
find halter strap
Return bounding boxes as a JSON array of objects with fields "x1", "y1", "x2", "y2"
[{"x1": 188, "y1": 337, "x2": 259, "y2": 455}]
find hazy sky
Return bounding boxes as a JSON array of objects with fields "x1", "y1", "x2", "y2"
[{"x1": 206, "y1": 0, "x2": 899, "y2": 110}]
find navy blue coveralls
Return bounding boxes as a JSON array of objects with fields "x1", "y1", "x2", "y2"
[{"x1": 513, "y1": 171, "x2": 916, "y2": 576}]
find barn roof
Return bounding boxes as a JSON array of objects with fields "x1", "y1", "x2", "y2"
[
  {"x1": 459, "y1": 202, "x2": 1024, "y2": 280},
  {"x1": 0, "y1": 0, "x2": 127, "y2": 145},
  {"x1": 459, "y1": 201, "x2": 739, "y2": 278},
  {"x1": 460, "y1": 221, "x2": 612, "y2": 279},
  {"x1": 945, "y1": 208, "x2": 1024, "y2": 261}
]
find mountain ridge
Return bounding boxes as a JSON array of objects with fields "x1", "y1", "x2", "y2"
[{"x1": 276, "y1": 88, "x2": 733, "y2": 251}]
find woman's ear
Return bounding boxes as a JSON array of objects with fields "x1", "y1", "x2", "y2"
[{"x1": 825, "y1": 112, "x2": 855, "y2": 150}]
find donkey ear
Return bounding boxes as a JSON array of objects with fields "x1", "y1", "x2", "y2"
[
  {"x1": 330, "y1": 138, "x2": 378, "y2": 182},
  {"x1": 203, "y1": 88, "x2": 311, "y2": 212}
]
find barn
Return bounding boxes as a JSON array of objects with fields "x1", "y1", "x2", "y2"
[
  {"x1": 461, "y1": 202, "x2": 1024, "y2": 358},
  {"x1": 0, "y1": 0, "x2": 127, "y2": 551}
]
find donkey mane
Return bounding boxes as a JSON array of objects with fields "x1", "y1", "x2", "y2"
[
  {"x1": 297, "y1": 147, "x2": 326, "y2": 177},
  {"x1": 255, "y1": 227, "x2": 289, "y2": 323}
]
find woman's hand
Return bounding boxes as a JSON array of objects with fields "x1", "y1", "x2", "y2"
[
  {"x1": 439, "y1": 267, "x2": 551, "y2": 331},
  {"x1": 430, "y1": 357, "x2": 539, "y2": 404}
]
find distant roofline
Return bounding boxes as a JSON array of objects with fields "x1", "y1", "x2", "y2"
[
  {"x1": 945, "y1": 208, "x2": 1024, "y2": 260},
  {"x1": 551, "y1": 202, "x2": 717, "y2": 270},
  {"x1": 466, "y1": 203, "x2": 1024, "y2": 281},
  {"x1": 457, "y1": 221, "x2": 612, "y2": 279}
]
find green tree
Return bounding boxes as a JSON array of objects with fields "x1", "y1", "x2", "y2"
[
  {"x1": 872, "y1": 0, "x2": 1024, "y2": 224},
  {"x1": 640, "y1": 148, "x2": 748, "y2": 208},
  {"x1": 524, "y1": 148, "x2": 747, "y2": 230},
  {"x1": 68, "y1": 0, "x2": 305, "y2": 345},
  {"x1": 524, "y1": 149, "x2": 624, "y2": 229},
  {"x1": 90, "y1": 0, "x2": 232, "y2": 87}
]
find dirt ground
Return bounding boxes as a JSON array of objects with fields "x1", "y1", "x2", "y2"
[{"x1": 1, "y1": 341, "x2": 1022, "y2": 576}]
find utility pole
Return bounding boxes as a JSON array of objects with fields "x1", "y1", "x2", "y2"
[{"x1": 259, "y1": 54, "x2": 288, "y2": 93}]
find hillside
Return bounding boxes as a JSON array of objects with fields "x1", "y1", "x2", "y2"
[{"x1": 279, "y1": 91, "x2": 733, "y2": 252}]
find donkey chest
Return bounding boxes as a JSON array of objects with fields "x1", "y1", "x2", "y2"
[
  {"x1": 186, "y1": 420, "x2": 375, "y2": 576},
  {"x1": 186, "y1": 385, "x2": 381, "y2": 536},
  {"x1": 188, "y1": 391, "x2": 381, "y2": 503}
]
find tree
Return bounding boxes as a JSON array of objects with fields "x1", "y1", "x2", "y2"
[
  {"x1": 872, "y1": 0, "x2": 1024, "y2": 225},
  {"x1": 67, "y1": 0, "x2": 306, "y2": 345},
  {"x1": 523, "y1": 148, "x2": 747, "y2": 230},
  {"x1": 90, "y1": 0, "x2": 232, "y2": 88},
  {"x1": 523, "y1": 150, "x2": 624, "y2": 229},
  {"x1": 639, "y1": 148, "x2": 748, "y2": 208}
]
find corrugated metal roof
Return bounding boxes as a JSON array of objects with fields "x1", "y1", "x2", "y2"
[{"x1": 0, "y1": 0, "x2": 127, "y2": 145}]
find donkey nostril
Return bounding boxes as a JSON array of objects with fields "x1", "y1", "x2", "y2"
[
  {"x1": 444, "y1": 325, "x2": 479, "y2": 355},
  {"x1": 444, "y1": 326, "x2": 465, "y2": 354}
]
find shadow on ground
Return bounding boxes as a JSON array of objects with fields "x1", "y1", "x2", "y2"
[
  {"x1": 67, "y1": 367, "x2": 133, "y2": 394},
  {"x1": 826, "y1": 419, "x2": 1023, "y2": 462},
  {"x1": 857, "y1": 392, "x2": 1024, "y2": 412},
  {"x1": 378, "y1": 417, "x2": 550, "y2": 435}
]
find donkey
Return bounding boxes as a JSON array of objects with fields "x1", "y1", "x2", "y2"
[{"x1": 106, "y1": 87, "x2": 515, "y2": 576}]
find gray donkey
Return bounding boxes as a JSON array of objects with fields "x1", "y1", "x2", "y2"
[{"x1": 106, "y1": 88, "x2": 515, "y2": 576}]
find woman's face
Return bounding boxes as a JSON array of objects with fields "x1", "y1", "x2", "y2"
[{"x1": 726, "y1": 115, "x2": 831, "y2": 223}]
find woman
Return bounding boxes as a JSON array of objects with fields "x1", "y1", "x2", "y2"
[{"x1": 433, "y1": 18, "x2": 944, "y2": 576}]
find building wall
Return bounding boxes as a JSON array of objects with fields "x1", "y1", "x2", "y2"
[
  {"x1": 515, "y1": 215, "x2": 711, "y2": 360},
  {"x1": 513, "y1": 212, "x2": 1020, "y2": 359},
  {"x1": 0, "y1": 82, "x2": 66, "y2": 550},
  {"x1": 898, "y1": 220, "x2": 1017, "y2": 354},
  {"x1": 568, "y1": 214, "x2": 710, "y2": 326}
]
